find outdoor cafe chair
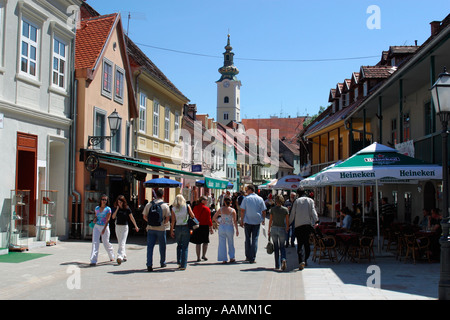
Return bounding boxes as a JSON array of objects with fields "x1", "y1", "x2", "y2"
[{"x1": 356, "y1": 236, "x2": 375, "y2": 263}]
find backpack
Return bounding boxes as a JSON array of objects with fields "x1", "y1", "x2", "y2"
[{"x1": 147, "y1": 200, "x2": 163, "y2": 227}]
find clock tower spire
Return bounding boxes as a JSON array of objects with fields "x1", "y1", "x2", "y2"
[{"x1": 216, "y1": 34, "x2": 241, "y2": 126}]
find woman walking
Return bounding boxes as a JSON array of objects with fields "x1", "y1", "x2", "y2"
[
  {"x1": 213, "y1": 197, "x2": 239, "y2": 263},
  {"x1": 112, "y1": 195, "x2": 139, "y2": 265},
  {"x1": 268, "y1": 194, "x2": 290, "y2": 271},
  {"x1": 90, "y1": 194, "x2": 115, "y2": 266},
  {"x1": 170, "y1": 194, "x2": 195, "y2": 270},
  {"x1": 190, "y1": 196, "x2": 213, "y2": 262}
]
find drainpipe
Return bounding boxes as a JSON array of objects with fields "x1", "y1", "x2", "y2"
[
  {"x1": 132, "y1": 69, "x2": 142, "y2": 207},
  {"x1": 70, "y1": 78, "x2": 82, "y2": 239},
  {"x1": 69, "y1": 35, "x2": 81, "y2": 239}
]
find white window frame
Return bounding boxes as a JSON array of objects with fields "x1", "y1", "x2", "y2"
[
  {"x1": 102, "y1": 58, "x2": 113, "y2": 98},
  {"x1": 139, "y1": 92, "x2": 147, "y2": 133},
  {"x1": 93, "y1": 107, "x2": 107, "y2": 150},
  {"x1": 111, "y1": 121, "x2": 121, "y2": 154},
  {"x1": 164, "y1": 107, "x2": 170, "y2": 141},
  {"x1": 0, "y1": 1, "x2": 5, "y2": 72},
  {"x1": 153, "y1": 100, "x2": 160, "y2": 137},
  {"x1": 224, "y1": 112, "x2": 229, "y2": 121},
  {"x1": 20, "y1": 18, "x2": 39, "y2": 79},
  {"x1": 174, "y1": 112, "x2": 180, "y2": 142},
  {"x1": 52, "y1": 37, "x2": 67, "y2": 89},
  {"x1": 114, "y1": 65, "x2": 124, "y2": 104}
]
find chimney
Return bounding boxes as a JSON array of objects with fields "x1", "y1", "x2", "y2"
[
  {"x1": 188, "y1": 104, "x2": 197, "y2": 120},
  {"x1": 430, "y1": 20, "x2": 441, "y2": 36}
]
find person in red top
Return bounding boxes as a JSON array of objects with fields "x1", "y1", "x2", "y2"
[{"x1": 190, "y1": 196, "x2": 213, "y2": 262}]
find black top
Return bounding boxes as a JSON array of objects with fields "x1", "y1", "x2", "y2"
[{"x1": 115, "y1": 207, "x2": 132, "y2": 225}]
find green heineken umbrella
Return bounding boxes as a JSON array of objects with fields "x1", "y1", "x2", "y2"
[
  {"x1": 318, "y1": 143, "x2": 442, "y2": 185},
  {"x1": 317, "y1": 142, "x2": 442, "y2": 252},
  {"x1": 300, "y1": 161, "x2": 343, "y2": 188}
]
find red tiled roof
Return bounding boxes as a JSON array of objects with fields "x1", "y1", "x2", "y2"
[
  {"x1": 241, "y1": 117, "x2": 305, "y2": 144},
  {"x1": 360, "y1": 65, "x2": 397, "y2": 79},
  {"x1": 75, "y1": 14, "x2": 117, "y2": 70}
]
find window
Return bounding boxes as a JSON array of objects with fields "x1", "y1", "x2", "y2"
[
  {"x1": 153, "y1": 100, "x2": 159, "y2": 137},
  {"x1": 391, "y1": 118, "x2": 397, "y2": 145},
  {"x1": 403, "y1": 113, "x2": 410, "y2": 141},
  {"x1": 102, "y1": 59, "x2": 113, "y2": 98},
  {"x1": 52, "y1": 38, "x2": 66, "y2": 88},
  {"x1": 164, "y1": 107, "x2": 170, "y2": 141},
  {"x1": 94, "y1": 108, "x2": 106, "y2": 150},
  {"x1": 139, "y1": 93, "x2": 146, "y2": 133},
  {"x1": 114, "y1": 66, "x2": 124, "y2": 103},
  {"x1": 363, "y1": 82, "x2": 368, "y2": 96},
  {"x1": 424, "y1": 101, "x2": 435, "y2": 135},
  {"x1": 224, "y1": 96, "x2": 229, "y2": 103},
  {"x1": 20, "y1": 19, "x2": 38, "y2": 77},
  {"x1": 0, "y1": 2, "x2": 5, "y2": 70},
  {"x1": 174, "y1": 112, "x2": 180, "y2": 142},
  {"x1": 126, "y1": 121, "x2": 131, "y2": 156},
  {"x1": 111, "y1": 122, "x2": 121, "y2": 153},
  {"x1": 224, "y1": 112, "x2": 229, "y2": 121}
]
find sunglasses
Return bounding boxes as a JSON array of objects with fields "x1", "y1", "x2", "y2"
[{"x1": 101, "y1": 198, "x2": 107, "y2": 201}]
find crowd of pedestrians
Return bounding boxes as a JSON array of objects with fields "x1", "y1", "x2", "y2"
[{"x1": 89, "y1": 185, "x2": 318, "y2": 272}]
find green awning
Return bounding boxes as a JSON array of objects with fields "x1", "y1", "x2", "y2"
[
  {"x1": 87, "y1": 151, "x2": 203, "y2": 180},
  {"x1": 205, "y1": 177, "x2": 229, "y2": 189}
]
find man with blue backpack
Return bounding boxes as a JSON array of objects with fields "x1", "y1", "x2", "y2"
[{"x1": 143, "y1": 189, "x2": 170, "y2": 272}]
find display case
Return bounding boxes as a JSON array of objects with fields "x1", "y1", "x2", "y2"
[
  {"x1": 84, "y1": 191, "x2": 101, "y2": 239},
  {"x1": 10, "y1": 190, "x2": 30, "y2": 251},
  {"x1": 38, "y1": 190, "x2": 57, "y2": 246}
]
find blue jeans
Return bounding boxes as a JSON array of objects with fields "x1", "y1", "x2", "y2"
[
  {"x1": 175, "y1": 225, "x2": 190, "y2": 268},
  {"x1": 218, "y1": 224, "x2": 235, "y2": 262},
  {"x1": 146, "y1": 229, "x2": 166, "y2": 267},
  {"x1": 286, "y1": 223, "x2": 295, "y2": 246},
  {"x1": 271, "y1": 226, "x2": 287, "y2": 269},
  {"x1": 244, "y1": 223, "x2": 260, "y2": 262}
]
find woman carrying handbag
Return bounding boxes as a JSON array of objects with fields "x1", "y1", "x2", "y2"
[
  {"x1": 268, "y1": 195, "x2": 290, "y2": 271},
  {"x1": 170, "y1": 194, "x2": 195, "y2": 270}
]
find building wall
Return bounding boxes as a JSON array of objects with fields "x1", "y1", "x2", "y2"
[{"x1": 0, "y1": 0, "x2": 79, "y2": 244}]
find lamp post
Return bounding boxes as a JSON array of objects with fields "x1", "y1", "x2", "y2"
[
  {"x1": 431, "y1": 67, "x2": 450, "y2": 300},
  {"x1": 88, "y1": 109, "x2": 122, "y2": 147}
]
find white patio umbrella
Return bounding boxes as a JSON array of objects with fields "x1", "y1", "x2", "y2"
[{"x1": 272, "y1": 175, "x2": 303, "y2": 190}]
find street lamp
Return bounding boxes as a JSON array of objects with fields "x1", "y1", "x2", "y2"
[
  {"x1": 88, "y1": 109, "x2": 122, "y2": 147},
  {"x1": 431, "y1": 67, "x2": 450, "y2": 300}
]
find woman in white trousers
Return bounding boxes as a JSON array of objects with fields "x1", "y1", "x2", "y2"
[
  {"x1": 90, "y1": 195, "x2": 115, "y2": 266},
  {"x1": 112, "y1": 195, "x2": 139, "y2": 265}
]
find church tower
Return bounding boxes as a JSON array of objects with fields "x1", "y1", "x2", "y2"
[{"x1": 216, "y1": 35, "x2": 241, "y2": 126}]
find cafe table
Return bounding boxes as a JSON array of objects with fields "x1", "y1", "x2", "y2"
[{"x1": 336, "y1": 232, "x2": 359, "y2": 262}]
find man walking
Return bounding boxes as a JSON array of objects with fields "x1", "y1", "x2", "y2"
[
  {"x1": 240, "y1": 185, "x2": 267, "y2": 263},
  {"x1": 290, "y1": 188, "x2": 318, "y2": 270},
  {"x1": 143, "y1": 189, "x2": 170, "y2": 272}
]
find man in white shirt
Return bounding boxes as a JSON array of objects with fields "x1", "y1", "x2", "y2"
[{"x1": 289, "y1": 189, "x2": 318, "y2": 270}]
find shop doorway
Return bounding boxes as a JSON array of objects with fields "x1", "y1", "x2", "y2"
[
  {"x1": 423, "y1": 182, "x2": 436, "y2": 210},
  {"x1": 16, "y1": 133, "x2": 37, "y2": 226}
]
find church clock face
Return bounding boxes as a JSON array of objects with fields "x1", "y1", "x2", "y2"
[{"x1": 223, "y1": 80, "x2": 230, "y2": 88}]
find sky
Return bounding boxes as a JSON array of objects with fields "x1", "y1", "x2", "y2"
[{"x1": 90, "y1": 0, "x2": 450, "y2": 119}]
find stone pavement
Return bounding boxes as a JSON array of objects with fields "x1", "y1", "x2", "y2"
[{"x1": 0, "y1": 224, "x2": 440, "y2": 301}]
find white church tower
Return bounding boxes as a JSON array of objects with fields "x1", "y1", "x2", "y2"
[{"x1": 216, "y1": 35, "x2": 241, "y2": 126}]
